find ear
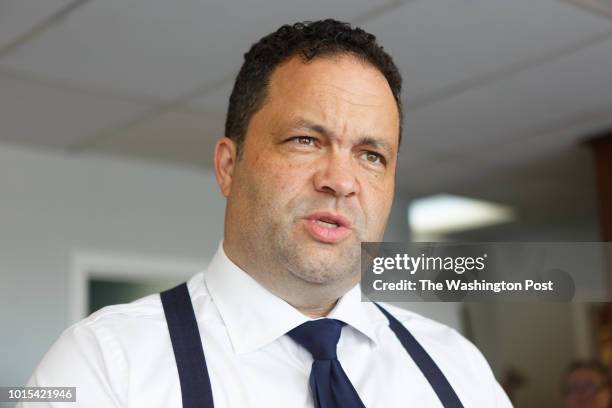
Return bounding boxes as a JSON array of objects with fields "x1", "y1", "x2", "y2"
[{"x1": 214, "y1": 137, "x2": 238, "y2": 197}]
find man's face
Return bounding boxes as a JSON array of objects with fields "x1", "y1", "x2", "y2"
[
  {"x1": 563, "y1": 369, "x2": 611, "y2": 408},
  {"x1": 221, "y1": 54, "x2": 399, "y2": 290}
]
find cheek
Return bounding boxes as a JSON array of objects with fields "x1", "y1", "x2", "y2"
[
  {"x1": 364, "y1": 174, "x2": 394, "y2": 205},
  {"x1": 250, "y1": 157, "x2": 311, "y2": 208},
  {"x1": 362, "y1": 179, "x2": 394, "y2": 227}
]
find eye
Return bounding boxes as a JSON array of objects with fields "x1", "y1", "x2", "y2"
[
  {"x1": 291, "y1": 136, "x2": 317, "y2": 146},
  {"x1": 360, "y1": 151, "x2": 385, "y2": 165}
]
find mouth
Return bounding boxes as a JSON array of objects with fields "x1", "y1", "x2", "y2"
[{"x1": 302, "y1": 211, "x2": 353, "y2": 243}]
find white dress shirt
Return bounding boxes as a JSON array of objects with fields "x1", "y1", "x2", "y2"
[{"x1": 21, "y1": 242, "x2": 512, "y2": 407}]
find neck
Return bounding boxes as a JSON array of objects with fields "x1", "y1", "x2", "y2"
[
  {"x1": 222, "y1": 239, "x2": 355, "y2": 319},
  {"x1": 295, "y1": 300, "x2": 338, "y2": 318}
]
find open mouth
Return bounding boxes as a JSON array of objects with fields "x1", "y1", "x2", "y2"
[
  {"x1": 315, "y1": 218, "x2": 339, "y2": 228},
  {"x1": 303, "y1": 211, "x2": 352, "y2": 243}
]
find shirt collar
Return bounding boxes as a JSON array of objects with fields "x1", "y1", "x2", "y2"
[{"x1": 203, "y1": 241, "x2": 379, "y2": 354}]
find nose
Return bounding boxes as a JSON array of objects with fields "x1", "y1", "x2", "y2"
[{"x1": 313, "y1": 152, "x2": 360, "y2": 198}]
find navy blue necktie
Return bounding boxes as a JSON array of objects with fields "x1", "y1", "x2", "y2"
[{"x1": 288, "y1": 319, "x2": 366, "y2": 408}]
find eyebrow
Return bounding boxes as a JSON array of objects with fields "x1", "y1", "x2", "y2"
[{"x1": 291, "y1": 118, "x2": 395, "y2": 156}]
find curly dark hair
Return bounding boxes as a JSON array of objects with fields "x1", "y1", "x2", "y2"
[{"x1": 225, "y1": 19, "x2": 403, "y2": 158}]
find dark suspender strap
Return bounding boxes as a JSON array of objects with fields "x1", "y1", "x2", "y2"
[
  {"x1": 161, "y1": 282, "x2": 215, "y2": 408},
  {"x1": 374, "y1": 303, "x2": 464, "y2": 408}
]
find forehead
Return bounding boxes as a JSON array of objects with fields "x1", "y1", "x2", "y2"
[
  {"x1": 567, "y1": 368, "x2": 605, "y2": 382},
  {"x1": 261, "y1": 54, "x2": 400, "y2": 142}
]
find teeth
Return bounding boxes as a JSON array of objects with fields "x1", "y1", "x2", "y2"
[{"x1": 316, "y1": 219, "x2": 338, "y2": 228}]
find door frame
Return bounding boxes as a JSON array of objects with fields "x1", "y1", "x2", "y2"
[{"x1": 68, "y1": 249, "x2": 206, "y2": 324}]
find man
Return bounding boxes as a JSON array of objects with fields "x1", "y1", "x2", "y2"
[
  {"x1": 562, "y1": 361, "x2": 611, "y2": 408},
  {"x1": 21, "y1": 19, "x2": 512, "y2": 407}
]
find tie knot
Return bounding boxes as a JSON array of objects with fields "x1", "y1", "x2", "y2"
[{"x1": 288, "y1": 319, "x2": 345, "y2": 360}]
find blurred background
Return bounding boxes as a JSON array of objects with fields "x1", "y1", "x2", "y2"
[{"x1": 1, "y1": 0, "x2": 612, "y2": 407}]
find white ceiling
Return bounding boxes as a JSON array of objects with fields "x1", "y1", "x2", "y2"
[
  {"x1": 0, "y1": 0, "x2": 73, "y2": 50},
  {"x1": 0, "y1": 0, "x2": 386, "y2": 101},
  {"x1": 1, "y1": 0, "x2": 611, "y2": 226}
]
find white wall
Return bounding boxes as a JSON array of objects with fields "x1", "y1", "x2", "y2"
[{"x1": 0, "y1": 143, "x2": 226, "y2": 387}]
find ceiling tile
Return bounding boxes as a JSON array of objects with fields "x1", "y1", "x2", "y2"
[
  {"x1": 474, "y1": 107, "x2": 612, "y2": 170},
  {"x1": 405, "y1": 36, "x2": 612, "y2": 155},
  {"x1": 89, "y1": 109, "x2": 224, "y2": 169},
  {"x1": 0, "y1": 0, "x2": 73, "y2": 50},
  {"x1": 0, "y1": 70, "x2": 151, "y2": 149},
  {"x1": 562, "y1": 0, "x2": 612, "y2": 21},
  {"x1": 0, "y1": 0, "x2": 392, "y2": 102},
  {"x1": 363, "y1": 0, "x2": 612, "y2": 105}
]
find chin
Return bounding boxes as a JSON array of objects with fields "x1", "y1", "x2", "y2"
[
  {"x1": 274, "y1": 227, "x2": 361, "y2": 284},
  {"x1": 292, "y1": 267, "x2": 356, "y2": 286},
  {"x1": 291, "y1": 248, "x2": 360, "y2": 285}
]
